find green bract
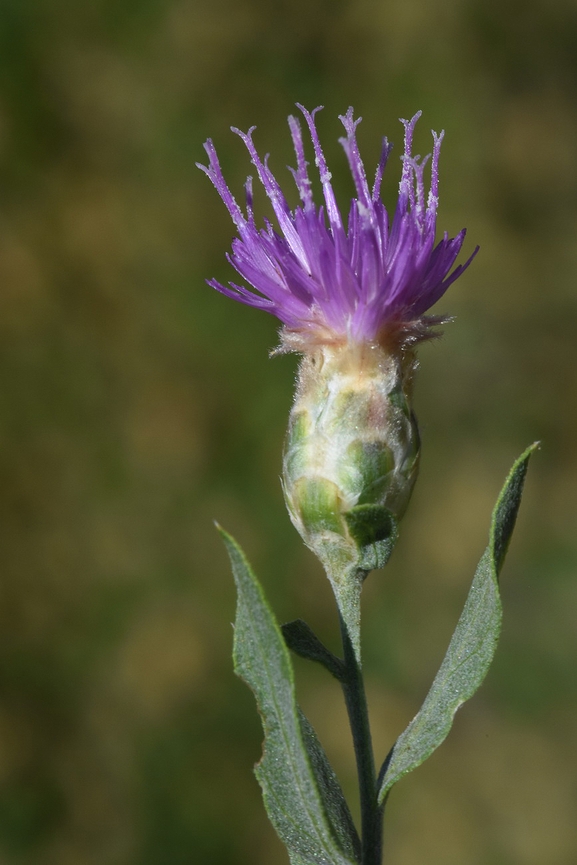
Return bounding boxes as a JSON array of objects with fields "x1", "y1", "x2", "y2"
[
  {"x1": 282, "y1": 341, "x2": 417, "y2": 652},
  {"x1": 283, "y1": 343, "x2": 419, "y2": 546}
]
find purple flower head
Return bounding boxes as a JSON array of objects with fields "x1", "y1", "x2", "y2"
[{"x1": 197, "y1": 106, "x2": 478, "y2": 349}]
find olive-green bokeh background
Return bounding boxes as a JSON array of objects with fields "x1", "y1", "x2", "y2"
[{"x1": 0, "y1": 1, "x2": 576, "y2": 863}]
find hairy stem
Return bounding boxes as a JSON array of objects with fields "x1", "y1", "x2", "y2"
[{"x1": 339, "y1": 609, "x2": 384, "y2": 865}]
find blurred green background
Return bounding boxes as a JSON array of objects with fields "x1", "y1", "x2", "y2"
[{"x1": 0, "y1": 0, "x2": 576, "y2": 863}]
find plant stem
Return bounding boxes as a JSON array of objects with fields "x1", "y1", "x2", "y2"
[{"x1": 339, "y1": 611, "x2": 383, "y2": 865}]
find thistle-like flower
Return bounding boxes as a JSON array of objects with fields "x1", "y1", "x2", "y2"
[{"x1": 198, "y1": 106, "x2": 477, "y2": 598}]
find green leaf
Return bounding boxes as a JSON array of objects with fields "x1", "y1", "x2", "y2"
[
  {"x1": 282, "y1": 620, "x2": 346, "y2": 681},
  {"x1": 219, "y1": 526, "x2": 359, "y2": 865},
  {"x1": 377, "y1": 444, "x2": 538, "y2": 804},
  {"x1": 298, "y1": 711, "x2": 361, "y2": 863},
  {"x1": 289, "y1": 854, "x2": 313, "y2": 865}
]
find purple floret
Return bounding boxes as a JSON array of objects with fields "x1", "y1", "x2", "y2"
[{"x1": 197, "y1": 105, "x2": 478, "y2": 345}]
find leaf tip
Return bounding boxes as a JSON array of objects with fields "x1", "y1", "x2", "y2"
[
  {"x1": 491, "y1": 443, "x2": 538, "y2": 575},
  {"x1": 214, "y1": 520, "x2": 232, "y2": 542}
]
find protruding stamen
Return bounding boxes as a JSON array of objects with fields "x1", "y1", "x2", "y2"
[
  {"x1": 413, "y1": 153, "x2": 431, "y2": 223},
  {"x1": 232, "y1": 125, "x2": 309, "y2": 269},
  {"x1": 399, "y1": 111, "x2": 422, "y2": 196},
  {"x1": 399, "y1": 155, "x2": 417, "y2": 213},
  {"x1": 244, "y1": 175, "x2": 254, "y2": 225},
  {"x1": 427, "y1": 129, "x2": 444, "y2": 218},
  {"x1": 372, "y1": 137, "x2": 393, "y2": 202},
  {"x1": 296, "y1": 104, "x2": 344, "y2": 235},
  {"x1": 338, "y1": 107, "x2": 372, "y2": 211},
  {"x1": 196, "y1": 139, "x2": 247, "y2": 234},
  {"x1": 288, "y1": 115, "x2": 314, "y2": 211}
]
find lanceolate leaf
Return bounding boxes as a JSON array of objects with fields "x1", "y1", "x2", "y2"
[
  {"x1": 219, "y1": 527, "x2": 359, "y2": 865},
  {"x1": 377, "y1": 444, "x2": 537, "y2": 804},
  {"x1": 298, "y1": 711, "x2": 361, "y2": 862}
]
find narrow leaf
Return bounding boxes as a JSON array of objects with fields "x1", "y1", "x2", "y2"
[
  {"x1": 219, "y1": 526, "x2": 359, "y2": 865},
  {"x1": 290, "y1": 854, "x2": 315, "y2": 865},
  {"x1": 282, "y1": 619, "x2": 346, "y2": 681},
  {"x1": 298, "y1": 711, "x2": 361, "y2": 862},
  {"x1": 378, "y1": 444, "x2": 537, "y2": 804}
]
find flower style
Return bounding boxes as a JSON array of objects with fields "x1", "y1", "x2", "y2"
[{"x1": 197, "y1": 105, "x2": 477, "y2": 349}]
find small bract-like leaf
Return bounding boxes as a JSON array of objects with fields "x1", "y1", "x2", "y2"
[
  {"x1": 282, "y1": 619, "x2": 346, "y2": 681},
  {"x1": 377, "y1": 443, "x2": 537, "y2": 804},
  {"x1": 219, "y1": 527, "x2": 359, "y2": 865}
]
